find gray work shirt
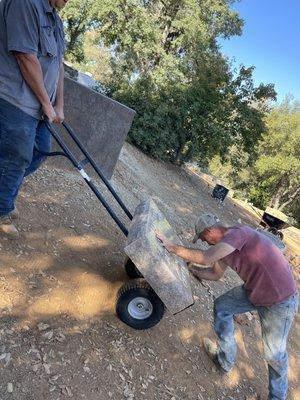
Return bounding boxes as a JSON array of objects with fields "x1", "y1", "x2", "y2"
[{"x1": 0, "y1": 0, "x2": 65, "y2": 119}]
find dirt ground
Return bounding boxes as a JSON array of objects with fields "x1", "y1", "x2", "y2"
[{"x1": 0, "y1": 142, "x2": 299, "y2": 400}]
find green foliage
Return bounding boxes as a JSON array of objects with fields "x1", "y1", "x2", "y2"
[
  {"x1": 61, "y1": 0, "x2": 99, "y2": 62},
  {"x1": 209, "y1": 100, "x2": 300, "y2": 222},
  {"x1": 209, "y1": 145, "x2": 251, "y2": 198},
  {"x1": 62, "y1": 0, "x2": 299, "y2": 218},
  {"x1": 87, "y1": 0, "x2": 274, "y2": 164},
  {"x1": 248, "y1": 101, "x2": 300, "y2": 217},
  {"x1": 61, "y1": 1, "x2": 276, "y2": 165},
  {"x1": 68, "y1": 29, "x2": 113, "y2": 85}
]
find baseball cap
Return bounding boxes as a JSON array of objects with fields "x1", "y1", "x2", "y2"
[{"x1": 195, "y1": 213, "x2": 219, "y2": 234}]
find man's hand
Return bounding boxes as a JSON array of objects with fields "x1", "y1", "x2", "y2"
[
  {"x1": 186, "y1": 261, "x2": 227, "y2": 282},
  {"x1": 187, "y1": 263, "x2": 201, "y2": 279},
  {"x1": 42, "y1": 103, "x2": 65, "y2": 124},
  {"x1": 42, "y1": 103, "x2": 57, "y2": 123},
  {"x1": 156, "y1": 232, "x2": 176, "y2": 253},
  {"x1": 53, "y1": 104, "x2": 64, "y2": 124}
]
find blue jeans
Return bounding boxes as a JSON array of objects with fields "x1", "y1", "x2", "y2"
[
  {"x1": 214, "y1": 286, "x2": 299, "y2": 400},
  {"x1": 0, "y1": 98, "x2": 51, "y2": 217}
]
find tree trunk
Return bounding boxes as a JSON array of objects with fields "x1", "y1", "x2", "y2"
[
  {"x1": 174, "y1": 142, "x2": 187, "y2": 166},
  {"x1": 278, "y1": 187, "x2": 300, "y2": 211},
  {"x1": 269, "y1": 177, "x2": 288, "y2": 209}
]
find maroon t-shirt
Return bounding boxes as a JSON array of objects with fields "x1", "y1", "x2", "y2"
[{"x1": 221, "y1": 226, "x2": 297, "y2": 306}]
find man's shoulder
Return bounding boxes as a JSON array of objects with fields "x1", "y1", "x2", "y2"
[
  {"x1": 221, "y1": 225, "x2": 255, "y2": 251},
  {"x1": 23, "y1": 0, "x2": 45, "y2": 10},
  {"x1": 6, "y1": 0, "x2": 43, "y2": 11},
  {"x1": 228, "y1": 225, "x2": 255, "y2": 235}
]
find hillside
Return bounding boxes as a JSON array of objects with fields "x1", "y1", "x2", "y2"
[{"x1": 0, "y1": 142, "x2": 299, "y2": 400}]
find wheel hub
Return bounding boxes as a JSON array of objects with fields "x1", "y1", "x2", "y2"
[{"x1": 127, "y1": 297, "x2": 153, "y2": 320}]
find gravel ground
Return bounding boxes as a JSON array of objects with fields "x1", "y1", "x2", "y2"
[{"x1": 0, "y1": 142, "x2": 299, "y2": 400}]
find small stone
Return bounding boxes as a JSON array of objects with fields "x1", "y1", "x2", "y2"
[
  {"x1": 32, "y1": 363, "x2": 41, "y2": 372},
  {"x1": 43, "y1": 331, "x2": 54, "y2": 340},
  {"x1": 119, "y1": 373, "x2": 125, "y2": 381},
  {"x1": 38, "y1": 323, "x2": 50, "y2": 331},
  {"x1": 148, "y1": 348, "x2": 155, "y2": 356},
  {"x1": 60, "y1": 385, "x2": 73, "y2": 397},
  {"x1": 43, "y1": 363, "x2": 51, "y2": 374},
  {"x1": 23, "y1": 325, "x2": 30, "y2": 331},
  {"x1": 5, "y1": 352, "x2": 11, "y2": 366},
  {"x1": 7, "y1": 382, "x2": 13, "y2": 393}
]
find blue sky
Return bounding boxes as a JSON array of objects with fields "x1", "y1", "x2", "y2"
[{"x1": 219, "y1": 0, "x2": 300, "y2": 103}]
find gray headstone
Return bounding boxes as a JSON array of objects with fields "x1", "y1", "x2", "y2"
[
  {"x1": 124, "y1": 199, "x2": 194, "y2": 315},
  {"x1": 51, "y1": 76, "x2": 136, "y2": 180}
]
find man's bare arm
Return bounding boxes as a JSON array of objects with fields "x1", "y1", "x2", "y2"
[
  {"x1": 188, "y1": 260, "x2": 228, "y2": 281},
  {"x1": 53, "y1": 62, "x2": 64, "y2": 123},
  {"x1": 14, "y1": 52, "x2": 57, "y2": 122},
  {"x1": 156, "y1": 233, "x2": 235, "y2": 264},
  {"x1": 172, "y1": 242, "x2": 234, "y2": 264}
]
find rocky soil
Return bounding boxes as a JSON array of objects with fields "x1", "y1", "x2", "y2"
[{"x1": 0, "y1": 142, "x2": 299, "y2": 400}]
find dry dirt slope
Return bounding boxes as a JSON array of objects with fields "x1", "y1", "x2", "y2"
[{"x1": 0, "y1": 142, "x2": 299, "y2": 400}]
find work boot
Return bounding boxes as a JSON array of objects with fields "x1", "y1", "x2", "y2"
[
  {"x1": 9, "y1": 208, "x2": 19, "y2": 220},
  {"x1": 203, "y1": 337, "x2": 226, "y2": 373},
  {"x1": 0, "y1": 215, "x2": 19, "y2": 239}
]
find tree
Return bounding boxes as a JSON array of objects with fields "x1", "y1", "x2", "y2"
[
  {"x1": 67, "y1": 29, "x2": 113, "y2": 85},
  {"x1": 91, "y1": 0, "x2": 275, "y2": 164},
  {"x1": 248, "y1": 101, "x2": 300, "y2": 216},
  {"x1": 61, "y1": 0, "x2": 98, "y2": 62},
  {"x1": 61, "y1": 0, "x2": 275, "y2": 166},
  {"x1": 209, "y1": 145, "x2": 252, "y2": 198}
]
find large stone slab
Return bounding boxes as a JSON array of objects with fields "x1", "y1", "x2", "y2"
[
  {"x1": 51, "y1": 75, "x2": 136, "y2": 179},
  {"x1": 124, "y1": 199, "x2": 194, "y2": 315}
]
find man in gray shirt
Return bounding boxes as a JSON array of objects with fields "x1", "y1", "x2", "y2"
[{"x1": 0, "y1": 0, "x2": 68, "y2": 238}]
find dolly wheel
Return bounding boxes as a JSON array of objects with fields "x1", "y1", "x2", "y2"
[
  {"x1": 116, "y1": 279, "x2": 165, "y2": 330},
  {"x1": 277, "y1": 231, "x2": 284, "y2": 240},
  {"x1": 268, "y1": 227, "x2": 278, "y2": 236},
  {"x1": 124, "y1": 257, "x2": 143, "y2": 279}
]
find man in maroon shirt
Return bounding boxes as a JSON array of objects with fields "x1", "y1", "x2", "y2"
[{"x1": 157, "y1": 214, "x2": 298, "y2": 400}]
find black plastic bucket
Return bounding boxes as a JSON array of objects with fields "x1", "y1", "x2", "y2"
[{"x1": 212, "y1": 184, "x2": 229, "y2": 202}]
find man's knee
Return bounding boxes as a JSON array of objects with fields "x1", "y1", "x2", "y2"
[
  {"x1": 214, "y1": 296, "x2": 222, "y2": 312},
  {"x1": 214, "y1": 290, "x2": 233, "y2": 310},
  {"x1": 214, "y1": 293, "x2": 229, "y2": 316},
  {"x1": 264, "y1": 347, "x2": 287, "y2": 366}
]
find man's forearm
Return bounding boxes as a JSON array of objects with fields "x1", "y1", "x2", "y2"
[
  {"x1": 189, "y1": 265, "x2": 219, "y2": 281},
  {"x1": 54, "y1": 62, "x2": 64, "y2": 107},
  {"x1": 171, "y1": 244, "x2": 207, "y2": 264},
  {"x1": 189, "y1": 260, "x2": 227, "y2": 281},
  {"x1": 14, "y1": 52, "x2": 51, "y2": 107}
]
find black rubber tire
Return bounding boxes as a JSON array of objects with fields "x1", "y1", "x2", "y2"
[
  {"x1": 124, "y1": 257, "x2": 143, "y2": 279},
  {"x1": 116, "y1": 279, "x2": 165, "y2": 330},
  {"x1": 277, "y1": 231, "x2": 284, "y2": 240},
  {"x1": 268, "y1": 227, "x2": 278, "y2": 236}
]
